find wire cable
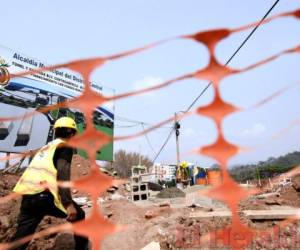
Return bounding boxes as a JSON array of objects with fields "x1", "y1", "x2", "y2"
[
  {"x1": 141, "y1": 123, "x2": 157, "y2": 155},
  {"x1": 184, "y1": 0, "x2": 281, "y2": 113},
  {"x1": 152, "y1": 127, "x2": 174, "y2": 162},
  {"x1": 115, "y1": 114, "x2": 173, "y2": 129},
  {"x1": 152, "y1": 0, "x2": 281, "y2": 163}
]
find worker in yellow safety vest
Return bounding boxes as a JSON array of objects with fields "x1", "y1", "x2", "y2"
[{"x1": 12, "y1": 117, "x2": 89, "y2": 250}]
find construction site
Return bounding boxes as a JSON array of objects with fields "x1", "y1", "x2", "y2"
[
  {"x1": 1, "y1": 0, "x2": 300, "y2": 249},
  {"x1": 0, "y1": 155, "x2": 300, "y2": 249}
]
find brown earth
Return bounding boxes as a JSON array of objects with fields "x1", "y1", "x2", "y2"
[{"x1": 2, "y1": 162, "x2": 300, "y2": 249}]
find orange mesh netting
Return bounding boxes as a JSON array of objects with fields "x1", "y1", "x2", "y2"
[{"x1": 0, "y1": 7, "x2": 300, "y2": 250}]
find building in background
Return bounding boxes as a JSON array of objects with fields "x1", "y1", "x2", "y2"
[{"x1": 150, "y1": 163, "x2": 177, "y2": 182}]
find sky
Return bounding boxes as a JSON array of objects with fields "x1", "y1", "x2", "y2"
[{"x1": 0, "y1": 0, "x2": 300, "y2": 167}]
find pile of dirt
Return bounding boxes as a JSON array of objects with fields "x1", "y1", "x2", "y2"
[
  {"x1": 240, "y1": 174, "x2": 300, "y2": 211},
  {"x1": 156, "y1": 187, "x2": 186, "y2": 199}
]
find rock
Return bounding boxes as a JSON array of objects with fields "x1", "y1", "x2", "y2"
[
  {"x1": 105, "y1": 212, "x2": 113, "y2": 218},
  {"x1": 97, "y1": 197, "x2": 105, "y2": 204},
  {"x1": 53, "y1": 233, "x2": 74, "y2": 250},
  {"x1": 159, "y1": 202, "x2": 170, "y2": 207},
  {"x1": 0, "y1": 216, "x2": 10, "y2": 228},
  {"x1": 256, "y1": 192, "x2": 279, "y2": 199},
  {"x1": 188, "y1": 203, "x2": 199, "y2": 208},
  {"x1": 107, "y1": 188, "x2": 115, "y2": 193},
  {"x1": 203, "y1": 207, "x2": 214, "y2": 212},
  {"x1": 157, "y1": 228, "x2": 166, "y2": 236},
  {"x1": 284, "y1": 226, "x2": 291, "y2": 236},
  {"x1": 265, "y1": 199, "x2": 282, "y2": 205},
  {"x1": 292, "y1": 176, "x2": 300, "y2": 191},
  {"x1": 73, "y1": 197, "x2": 88, "y2": 206},
  {"x1": 110, "y1": 193, "x2": 125, "y2": 200},
  {"x1": 141, "y1": 241, "x2": 160, "y2": 250},
  {"x1": 145, "y1": 210, "x2": 156, "y2": 219}
]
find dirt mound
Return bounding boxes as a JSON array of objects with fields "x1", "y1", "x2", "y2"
[{"x1": 156, "y1": 187, "x2": 185, "y2": 199}]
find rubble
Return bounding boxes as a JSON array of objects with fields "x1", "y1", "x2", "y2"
[
  {"x1": 158, "y1": 202, "x2": 170, "y2": 207},
  {"x1": 145, "y1": 210, "x2": 156, "y2": 219},
  {"x1": 243, "y1": 209, "x2": 300, "y2": 220},
  {"x1": 110, "y1": 193, "x2": 125, "y2": 200},
  {"x1": 156, "y1": 187, "x2": 185, "y2": 198},
  {"x1": 265, "y1": 198, "x2": 283, "y2": 205},
  {"x1": 141, "y1": 241, "x2": 160, "y2": 250},
  {"x1": 2, "y1": 160, "x2": 300, "y2": 249},
  {"x1": 256, "y1": 192, "x2": 280, "y2": 199}
]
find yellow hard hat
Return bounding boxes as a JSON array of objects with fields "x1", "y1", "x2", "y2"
[
  {"x1": 54, "y1": 117, "x2": 78, "y2": 132},
  {"x1": 180, "y1": 161, "x2": 188, "y2": 168}
]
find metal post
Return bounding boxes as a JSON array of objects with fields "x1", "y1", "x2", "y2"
[{"x1": 174, "y1": 113, "x2": 180, "y2": 167}]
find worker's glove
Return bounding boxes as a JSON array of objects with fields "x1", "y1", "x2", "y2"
[{"x1": 66, "y1": 204, "x2": 77, "y2": 222}]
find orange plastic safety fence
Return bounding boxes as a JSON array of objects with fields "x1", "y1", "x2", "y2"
[{"x1": 0, "y1": 8, "x2": 299, "y2": 250}]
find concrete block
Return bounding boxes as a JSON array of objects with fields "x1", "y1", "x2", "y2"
[
  {"x1": 189, "y1": 210, "x2": 231, "y2": 218},
  {"x1": 243, "y1": 209, "x2": 300, "y2": 220}
]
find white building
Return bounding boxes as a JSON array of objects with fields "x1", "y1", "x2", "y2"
[{"x1": 150, "y1": 163, "x2": 177, "y2": 182}]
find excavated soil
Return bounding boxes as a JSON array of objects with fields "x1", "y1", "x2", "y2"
[{"x1": 2, "y1": 163, "x2": 300, "y2": 249}]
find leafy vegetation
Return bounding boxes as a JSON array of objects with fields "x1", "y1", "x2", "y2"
[
  {"x1": 230, "y1": 151, "x2": 300, "y2": 182},
  {"x1": 105, "y1": 149, "x2": 153, "y2": 178}
]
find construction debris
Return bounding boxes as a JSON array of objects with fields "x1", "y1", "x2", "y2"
[
  {"x1": 2, "y1": 157, "x2": 300, "y2": 250},
  {"x1": 256, "y1": 192, "x2": 280, "y2": 199},
  {"x1": 156, "y1": 187, "x2": 185, "y2": 198},
  {"x1": 243, "y1": 209, "x2": 300, "y2": 220},
  {"x1": 158, "y1": 202, "x2": 170, "y2": 207},
  {"x1": 265, "y1": 198, "x2": 283, "y2": 205},
  {"x1": 145, "y1": 210, "x2": 156, "y2": 219},
  {"x1": 189, "y1": 210, "x2": 231, "y2": 219},
  {"x1": 141, "y1": 241, "x2": 160, "y2": 250}
]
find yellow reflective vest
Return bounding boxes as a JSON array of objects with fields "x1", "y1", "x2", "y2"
[{"x1": 13, "y1": 138, "x2": 67, "y2": 214}]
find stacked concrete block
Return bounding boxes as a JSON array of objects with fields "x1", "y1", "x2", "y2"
[
  {"x1": 130, "y1": 166, "x2": 150, "y2": 202},
  {"x1": 131, "y1": 181, "x2": 149, "y2": 201}
]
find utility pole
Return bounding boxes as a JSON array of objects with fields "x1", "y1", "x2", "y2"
[
  {"x1": 174, "y1": 113, "x2": 181, "y2": 167},
  {"x1": 138, "y1": 144, "x2": 141, "y2": 166}
]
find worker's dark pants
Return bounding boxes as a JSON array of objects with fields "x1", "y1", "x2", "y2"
[{"x1": 11, "y1": 191, "x2": 88, "y2": 250}]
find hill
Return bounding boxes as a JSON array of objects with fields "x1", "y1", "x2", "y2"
[{"x1": 230, "y1": 151, "x2": 300, "y2": 182}]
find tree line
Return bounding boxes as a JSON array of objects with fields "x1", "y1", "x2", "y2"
[{"x1": 229, "y1": 151, "x2": 300, "y2": 182}]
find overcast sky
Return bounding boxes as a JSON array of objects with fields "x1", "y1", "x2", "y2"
[{"x1": 1, "y1": 0, "x2": 300, "y2": 167}]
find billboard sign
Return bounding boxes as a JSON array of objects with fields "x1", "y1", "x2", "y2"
[{"x1": 0, "y1": 47, "x2": 114, "y2": 161}]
